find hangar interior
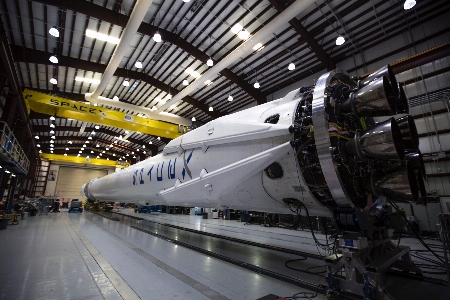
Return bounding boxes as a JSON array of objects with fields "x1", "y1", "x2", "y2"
[{"x1": 0, "y1": 0, "x2": 449, "y2": 299}]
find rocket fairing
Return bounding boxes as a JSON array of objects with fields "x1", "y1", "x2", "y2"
[{"x1": 82, "y1": 67, "x2": 425, "y2": 217}]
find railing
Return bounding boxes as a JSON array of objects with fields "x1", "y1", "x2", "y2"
[{"x1": 0, "y1": 121, "x2": 30, "y2": 175}]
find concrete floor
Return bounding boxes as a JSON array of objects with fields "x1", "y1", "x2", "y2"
[{"x1": 0, "y1": 211, "x2": 327, "y2": 300}]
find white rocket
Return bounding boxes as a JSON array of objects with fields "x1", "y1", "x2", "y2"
[{"x1": 81, "y1": 67, "x2": 425, "y2": 218}]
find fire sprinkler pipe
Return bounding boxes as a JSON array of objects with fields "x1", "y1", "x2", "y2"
[{"x1": 156, "y1": 0, "x2": 316, "y2": 112}]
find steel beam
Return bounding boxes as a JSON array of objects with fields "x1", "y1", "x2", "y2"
[
  {"x1": 40, "y1": 153, "x2": 129, "y2": 168},
  {"x1": 32, "y1": 0, "x2": 265, "y2": 106},
  {"x1": 11, "y1": 45, "x2": 220, "y2": 119},
  {"x1": 268, "y1": 0, "x2": 335, "y2": 71}
]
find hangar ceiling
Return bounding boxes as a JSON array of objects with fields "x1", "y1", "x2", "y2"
[{"x1": 0, "y1": 0, "x2": 449, "y2": 163}]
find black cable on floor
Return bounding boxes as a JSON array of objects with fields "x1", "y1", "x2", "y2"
[{"x1": 284, "y1": 291, "x2": 318, "y2": 299}]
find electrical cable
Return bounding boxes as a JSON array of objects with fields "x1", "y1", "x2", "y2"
[
  {"x1": 283, "y1": 291, "x2": 318, "y2": 299},
  {"x1": 387, "y1": 198, "x2": 446, "y2": 265}
]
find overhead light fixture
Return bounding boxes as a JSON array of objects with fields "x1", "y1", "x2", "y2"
[
  {"x1": 124, "y1": 130, "x2": 129, "y2": 134},
  {"x1": 151, "y1": 106, "x2": 157, "y2": 111},
  {"x1": 153, "y1": 32, "x2": 162, "y2": 43},
  {"x1": 113, "y1": 153, "x2": 116, "y2": 156},
  {"x1": 404, "y1": 0, "x2": 416, "y2": 10},
  {"x1": 102, "y1": 151, "x2": 105, "y2": 153},
  {"x1": 65, "y1": 147, "x2": 69, "y2": 150},
  {"x1": 185, "y1": 68, "x2": 200, "y2": 78},
  {"x1": 91, "y1": 131, "x2": 95, "y2": 135},
  {"x1": 191, "y1": 116, "x2": 196, "y2": 122},
  {"x1": 64, "y1": 153, "x2": 67, "y2": 156},
  {"x1": 50, "y1": 150, "x2": 53, "y2": 153},
  {"x1": 81, "y1": 148, "x2": 84, "y2": 151},
  {"x1": 37, "y1": 144, "x2": 41, "y2": 147},
  {"x1": 228, "y1": 94, "x2": 233, "y2": 101},
  {"x1": 169, "y1": 104, "x2": 177, "y2": 110},
  {"x1": 86, "y1": 156, "x2": 89, "y2": 159},
  {"x1": 35, "y1": 135, "x2": 39, "y2": 139},
  {"x1": 50, "y1": 124, "x2": 55, "y2": 128},
  {"x1": 49, "y1": 55, "x2": 58, "y2": 63},
  {"x1": 252, "y1": 43, "x2": 264, "y2": 52},
  {"x1": 99, "y1": 153, "x2": 102, "y2": 156},
  {"x1": 183, "y1": 0, "x2": 190, "y2": 2},
  {"x1": 112, "y1": 96, "x2": 119, "y2": 101},
  {"x1": 49, "y1": 77, "x2": 57, "y2": 84},
  {"x1": 96, "y1": 156, "x2": 99, "y2": 158},
  {"x1": 88, "y1": 136, "x2": 92, "y2": 140},
  {"x1": 77, "y1": 154, "x2": 80, "y2": 157},
  {"x1": 107, "y1": 158, "x2": 109, "y2": 160},
  {"x1": 86, "y1": 140, "x2": 89, "y2": 143},
  {"x1": 49, "y1": 26, "x2": 59, "y2": 37},
  {"x1": 119, "y1": 135, "x2": 122, "y2": 140},
  {"x1": 106, "y1": 148, "x2": 109, "y2": 150},
  {"x1": 204, "y1": 80, "x2": 213, "y2": 86},
  {"x1": 183, "y1": 79, "x2": 189, "y2": 86},
  {"x1": 254, "y1": 81, "x2": 260, "y2": 89},
  {"x1": 50, "y1": 116, "x2": 55, "y2": 121},
  {"x1": 68, "y1": 140, "x2": 72, "y2": 144},
  {"x1": 126, "y1": 154, "x2": 129, "y2": 157},
  {"x1": 123, "y1": 79, "x2": 130, "y2": 87},
  {"x1": 79, "y1": 151, "x2": 82, "y2": 153},
  {"x1": 132, "y1": 151, "x2": 134, "y2": 154},
  {"x1": 95, "y1": 125, "x2": 100, "y2": 129},
  {"x1": 288, "y1": 63, "x2": 295, "y2": 71},
  {"x1": 85, "y1": 29, "x2": 120, "y2": 44},
  {"x1": 336, "y1": 35, "x2": 345, "y2": 46},
  {"x1": 96, "y1": 144, "x2": 100, "y2": 148},
  {"x1": 91, "y1": 150, "x2": 94, "y2": 154},
  {"x1": 50, "y1": 130, "x2": 55, "y2": 134},
  {"x1": 135, "y1": 60, "x2": 143, "y2": 69},
  {"x1": 75, "y1": 77, "x2": 101, "y2": 84},
  {"x1": 206, "y1": 58, "x2": 213, "y2": 67},
  {"x1": 238, "y1": 29, "x2": 250, "y2": 40},
  {"x1": 166, "y1": 93, "x2": 172, "y2": 99},
  {"x1": 83, "y1": 144, "x2": 86, "y2": 148},
  {"x1": 142, "y1": 145, "x2": 145, "y2": 149},
  {"x1": 51, "y1": 136, "x2": 56, "y2": 139},
  {"x1": 133, "y1": 155, "x2": 136, "y2": 158},
  {"x1": 148, "y1": 141, "x2": 152, "y2": 144},
  {"x1": 50, "y1": 140, "x2": 54, "y2": 144},
  {"x1": 157, "y1": 137, "x2": 160, "y2": 141}
]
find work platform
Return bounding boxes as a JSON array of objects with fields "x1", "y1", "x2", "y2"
[{"x1": 0, "y1": 210, "x2": 448, "y2": 300}]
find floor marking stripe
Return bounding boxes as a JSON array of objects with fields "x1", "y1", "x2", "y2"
[{"x1": 66, "y1": 216, "x2": 141, "y2": 300}]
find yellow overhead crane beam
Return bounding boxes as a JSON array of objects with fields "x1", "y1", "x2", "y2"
[
  {"x1": 40, "y1": 153, "x2": 130, "y2": 168},
  {"x1": 23, "y1": 89, "x2": 182, "y2": 139}
]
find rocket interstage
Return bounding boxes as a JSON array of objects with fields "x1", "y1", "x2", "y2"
[{"x1": 82, "y1": 66, "x2": 424, "y2": 217}]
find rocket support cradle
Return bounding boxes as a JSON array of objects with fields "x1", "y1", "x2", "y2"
[{"x1": 82, "y1": 67, "x2": 425, "y2": 299}]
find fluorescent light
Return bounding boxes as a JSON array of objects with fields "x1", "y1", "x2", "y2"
[
  {"x1": 231, "y1": 23, "x2": 243, "y2": 34},
  {"x1": 228, "y1": 95, "x2": 233, "y2": 101},
  {"x1": 336, "y1": 35, "x2": 345, "y2": 45},
  {"x1": 135, "y1": 60, "x2": 143, "y2": 69},
  {"x1": 112, "y1": 96, "x2": 119, "y2": 101},
  {"x1": 49, "y1": 55, "x2": 58, "y2": 63},
  {"x1": 206, "y1": 58, "x2": 213, "y2": 67},
  {"x1": 75, "y1": 77, "x2": 101, "y2": 84},
  {"x1": 191, "y1": 116, "x2": 196, "y2": 121},
  {"x1": 254, "y1": 81, "x2": 260, "y2": 89},
  {"x1": 404, "y1": 0, "x2": 416, "y2": 10},
  {"x1": 252, "y1": 43, "x2": 264, "y2": 51},
  {"x1": 288, "y1": 63, "x2": 295, "y2": 71},
  {"x1": 49, "y1": 26, "x2": 59, "y2": 37},
  {"x1": 209, "y1": 106, "x2": 213, "y2": 111},
  {"x1": 123, "y1": 79, "x2": 130, "y2": 87},
  {"x1": 49, "y1": 78, "x2": 57, "y2": 84},
  {"x1": 238, "y1": 29, "x2": 250, "y2": 40},
  {"x1": 85, "y1": 29, "x2": 120, "y2": 44},
  {"x1": 204, "y1": 80, "x2": 213, "y2": 86},
  {"x1": 183, "y1": 79, "x2": 189, "y2": 86},
  {"x1": 153, "y1": 32, "x2": 162, "y2": 43}
]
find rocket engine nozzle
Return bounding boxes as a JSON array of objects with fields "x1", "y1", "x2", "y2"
[
  {"x1": 396, "y1": 115, "x2": 419, "y2": 152},
  {"x1": 341, "y1": 76, "x2": 396, "y2": 117},
  {"x1": 366, "y1": 162, "x2": 419, "y2": 202},
  {"x1": 346, "y1": 118, "x2": 405, "y2": 161}
]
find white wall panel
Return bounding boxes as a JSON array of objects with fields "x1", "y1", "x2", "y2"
[{"x1": 55, "y1": 167, "x2": 108, "y2": 200}]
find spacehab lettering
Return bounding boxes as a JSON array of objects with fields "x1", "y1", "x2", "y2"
[{"x1": 49, "y1": 99, "x2": 103, "y2": 114}]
